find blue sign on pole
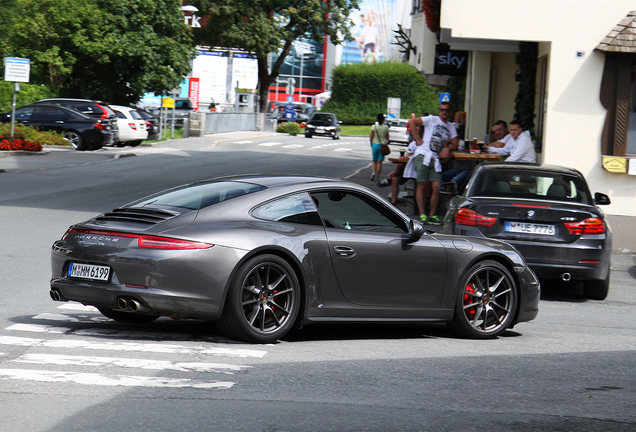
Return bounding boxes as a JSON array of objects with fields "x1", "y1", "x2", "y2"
[
  {"x1": 286, "y1": 95, "x2": 294, "y2": 103},
  {"x1": 440, "y1": 93, "x2": 451, "y2": 104}
]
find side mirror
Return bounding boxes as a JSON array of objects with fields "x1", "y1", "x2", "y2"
[
  {"x1": 594, "y1": 192, "x2": 610, "y2": 205},
  {"x1": 408, "y1": 219, "x2": 424, "y2": 242},
  {"x1": 439, "y1": 181, "x2": 458, "y2": 196}
]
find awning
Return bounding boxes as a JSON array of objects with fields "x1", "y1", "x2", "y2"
[{"x1": 596, "y1": 11, "x2": 636, "y2": 53}]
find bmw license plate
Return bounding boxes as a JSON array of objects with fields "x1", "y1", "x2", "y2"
[
  {"x1": 505, "y1": 221, "x2": 555, "y2": 235},
  {"x1": 68, "y1": 263, "x2": 110, "y2": 281},
  {"x1": 316, "y1": 127, "x2": 325, "y2": 132}
]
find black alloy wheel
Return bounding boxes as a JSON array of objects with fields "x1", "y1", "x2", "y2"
[
  {"x1": 218, "y1": 254, "x2": 300, "y2": 343},
  {"x1": 449, "y1": 260, "x2": 518, "y2": 338}
]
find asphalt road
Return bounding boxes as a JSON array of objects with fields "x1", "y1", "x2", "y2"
[{"x1": 0, "y1": 133, "x2": 634, "y2": 431}]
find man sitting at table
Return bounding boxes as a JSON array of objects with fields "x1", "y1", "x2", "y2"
[
  {"x1": 484, "y1": 120, "x2": 536, "y2": 163},
  {"x1": 487, "y1": 120, "x2": 512, "y2": 149}
]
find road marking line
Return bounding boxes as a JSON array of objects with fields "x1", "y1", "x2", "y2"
[
  {"x1": 0, "y1": 336, "x2": 268, "y2": 358},
  {"x1": 282, "y1": 144, "x2": 304, "y2": 148},
  {"x1": 257, "y1": 142, "x2": 282, "y2": 147},
  {"x1": 13, "y1": 354, "x2": 250, "y2": 373},
  {"x1": 0, "y1": 369, "x2": 234, "y2": 388},
  {"x1": 333, "y1": 148, "x2": 352, "y2": 152}
]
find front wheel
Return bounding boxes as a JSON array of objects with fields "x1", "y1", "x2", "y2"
[
  {"x1": 448, "y1": 260, "x2": 518, "y2": 339},
  {"x1": 217, "y1": 254, "x2": 300, "y2": 343},
  {"x1": 305, "y1": 133, "x2": 312, "y2": 138}
]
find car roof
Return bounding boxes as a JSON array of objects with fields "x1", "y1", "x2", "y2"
[
  {"x1": 20, "y1": 103, "x2": 92, "y2": 118},
  {"x1": 476, "y1": 162, "x2": 583, "y2": 177},
  {"x1": 109, "y1": 105, "x2": 135, "y2": 111},
  {"x1": 37, "y1": 98, "x2": 110, "y2": 104},
  {"x1": 203, "y1": 174, "x2": 347, "y2": 189}
]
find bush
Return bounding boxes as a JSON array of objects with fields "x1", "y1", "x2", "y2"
[
  {"x1": 0, "y1": 123, "x2": 67, "y2": 149},
  {"x1": 276, "y1": 121, "x2": 302, "y2": 136},
  {"x1": 0, "y1": 82, "x2": 55, "y2": 113},
  {"x1": 322, "y1": 62, "x2": 441, "y2": 125}
]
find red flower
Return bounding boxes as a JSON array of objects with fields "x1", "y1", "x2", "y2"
[{"x1": 422, "y1": 0, "x2": 441, "y2": 33}]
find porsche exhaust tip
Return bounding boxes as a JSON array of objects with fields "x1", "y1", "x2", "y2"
[
  {"x1": 50, "y1": 289, "x2": 67, "y2": 302},
  {"x1": 117, "y1": 297, "x2": 145, "y2": 313}
]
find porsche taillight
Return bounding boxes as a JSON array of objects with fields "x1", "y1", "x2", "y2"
[
  {"x1": 61, "y1": 228, "x2": 213, "y2": 249},
  {"x1": 455, "y1": 208, "x2": 497, "y2": 227},
  {"x1": 564, "y1": 217, "x2": 605, "y2": 235}
]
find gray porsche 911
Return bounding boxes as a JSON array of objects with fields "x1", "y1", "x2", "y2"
[{"x1": 50, "y1": 175, "x2": 540, "y2": 343}]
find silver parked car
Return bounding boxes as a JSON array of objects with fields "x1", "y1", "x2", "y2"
[
  {"x1": 386, "y1": 118, "x2": 410, "y2": 145},
  {"x1": 50, "y1": 175, "x2": 540, "y2": 343}
]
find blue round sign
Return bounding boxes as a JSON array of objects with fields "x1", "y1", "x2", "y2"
[{"x1": 286, "y1": 96, "x2": 294, "y2": 103}]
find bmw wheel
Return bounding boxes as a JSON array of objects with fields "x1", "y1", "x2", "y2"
[
  {"x1": 584, "y1": 275, "x2": 610, "y2": 300},
  {"x1": 449, "y1": 260, "x2": 518, "y2": 339},
  {"x1": 218, "y1": 254, "x2": 300, "y2": 343},
  {"x1": 64, "y1": 130, "x2": 84, "y2": 150}
]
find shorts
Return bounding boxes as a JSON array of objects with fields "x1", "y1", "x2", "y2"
[
  {"x1": 371, "y1": 143, "x2": 385, "y2": 162},
  {"x1": 413, "y1": 154, "x2": 442, "y2": 183}
]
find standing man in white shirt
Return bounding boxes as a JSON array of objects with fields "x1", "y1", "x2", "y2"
[{"x1": 406, "y1": 102, "x2": 459, "y2": 225}]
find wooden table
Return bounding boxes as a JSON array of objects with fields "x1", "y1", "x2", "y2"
[
  {"x1": 453, "y1": 152, "x2": 502, "y2": 161},
  {"x1": 388, "y1": 157, "x2": 409, "y2": 164}
]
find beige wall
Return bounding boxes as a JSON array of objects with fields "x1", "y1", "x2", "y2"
[
  {"x1": 439, "y1": 0, "x2": 636, "y2": 235},
  {"x1": 489, "y1": 52, "x2": 517, "y2": 131}
]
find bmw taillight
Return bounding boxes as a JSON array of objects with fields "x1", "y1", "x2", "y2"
[
  {"x1": 564, "y1": 217, "x2": 605, "y2": 235},
  {"x1": 455, "y1": 208, "x2": 497, "y2": 227},
  {"x1": 62, "y1": 228, "x2": 213, "y2": 249}
]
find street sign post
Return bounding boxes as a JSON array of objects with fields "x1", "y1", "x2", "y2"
[{"x1": 4, "y1": 57, "x2": 30, "y2": 137}]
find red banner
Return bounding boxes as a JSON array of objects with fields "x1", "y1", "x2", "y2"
[{"x1": 188, "y1": 77, "x2": 200, "y2": 111}]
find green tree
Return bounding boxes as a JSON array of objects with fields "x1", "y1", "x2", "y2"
[
  {"x1": 322, "y1": 62, "x2": 440, "y2": 124},
  {"x1": 193, "y1": 0, "x2": 360, "y2": 113},
  {"x1": 7, "y1": 0, "x2": 197, "y2": 104}
]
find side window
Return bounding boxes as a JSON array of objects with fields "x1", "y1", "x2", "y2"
[
  {"x1": 115, "y1": 110, "x2": 126, "y2": 119},
  {"x1": 14, "y1": 107, "x2": 35, "y2": 120},
  {"x1": 310, "y1": 191, "x2": 406, "y2": 233},
  {"x1": 252, "y1": 192, "x2": 322, "y2": 226}
]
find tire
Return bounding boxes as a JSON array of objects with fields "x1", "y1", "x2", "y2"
[
  {"x1": 217, "y1": 254, "x2": 300, "y2": 343},
  {"x1": 129, "y1": 140, "x2": 142, "y2": 147},
  {"x1": 584, "y1": 275, "x2": 610, "y2": 300},
  {"x1": 115, "y1": 140, "x2": 127, "y2": 147},
  {"x1": 448, "y1": 260, "x2": 518, "y2": 339},
  {"x1": 97, "y1": 307, "x2": 159, "y2": 324},
  {"x1": 305, "y1": 133, "x2": 312, "y2": 138},
  {"x1": 64, "y1": 130, "x2": 84, "y2": 150}
]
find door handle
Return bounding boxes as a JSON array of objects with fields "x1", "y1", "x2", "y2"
[{"x1": 333, "y1": 246, "x2": 356, "y2": 258}]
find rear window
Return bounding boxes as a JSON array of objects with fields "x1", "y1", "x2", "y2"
[
  {"x1": 128, "y1": 181, "x2": 266, "y2": 210},
  {"x1": 469, "y1": 169, "x2": 592, "y2": 204}
]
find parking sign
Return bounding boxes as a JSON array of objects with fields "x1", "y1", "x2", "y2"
[{"x1": 3, "y1": 57, "x2": 30, "y2": 82}]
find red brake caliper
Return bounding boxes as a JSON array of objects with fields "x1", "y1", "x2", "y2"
[{"x1": 464, "y1": 284, "x2": 476, "y2": 319}]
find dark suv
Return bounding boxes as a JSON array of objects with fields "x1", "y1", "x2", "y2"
[{"x1": 34, "y1": 99, "x2": 119, "y2": 143}]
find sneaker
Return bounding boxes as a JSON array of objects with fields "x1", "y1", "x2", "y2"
[
  {"x1": 420, "y1": 214, "x2": 428, "y2": 223},
  {"x1": 370, "y1": 173, "x2": 375, "y2": 181},
  {"x1": 428, "y1": 215, "x2": 441, "y2": 225},
  {"x1": 376, "y1": 179, "x2": 390, "y2": 187}
]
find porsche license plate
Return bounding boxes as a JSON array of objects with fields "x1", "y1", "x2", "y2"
[
  {"x1": 68, "y1": 263, "x2": 110, "y2": 281},
  {"x1": 505, "y1": 221, "x2": 555, "y2": 235}
]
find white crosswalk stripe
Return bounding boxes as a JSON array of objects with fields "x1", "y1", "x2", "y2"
[{"x1": 0, "y1": 305, "x2": 267, "y2": 389}]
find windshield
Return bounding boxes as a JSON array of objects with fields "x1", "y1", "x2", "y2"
[
  {"x1": 311, "y1": 113, "x2": 335, "y2": 122},
  {"x1": 468, "y1": 169, "x2": 592, "y2": 204},
  {"x1": 128, "y1": 181, "x2": 266, "y2": 210}
]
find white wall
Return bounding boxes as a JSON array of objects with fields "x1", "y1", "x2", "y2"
[{"x1": 441, "y1": 0, "x2": 636, "y2": 218}]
